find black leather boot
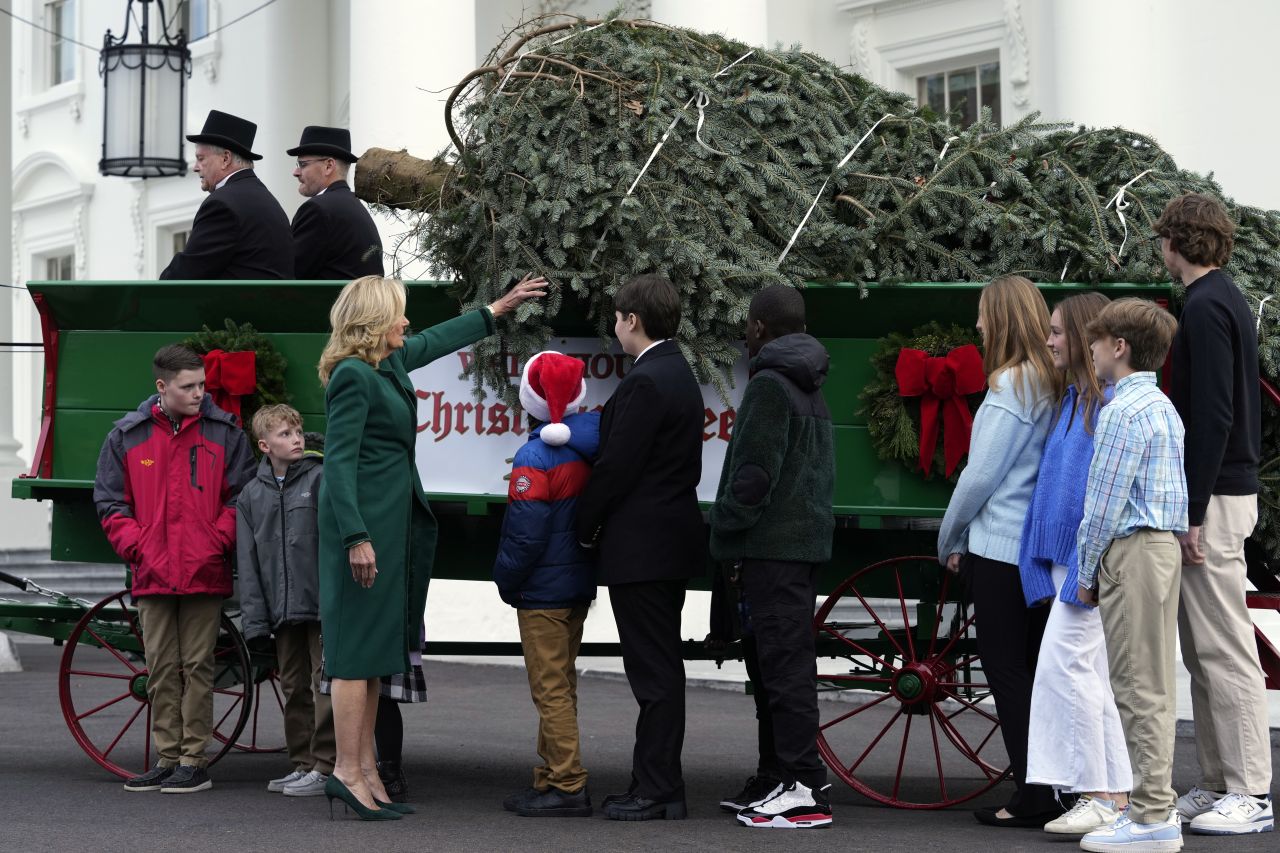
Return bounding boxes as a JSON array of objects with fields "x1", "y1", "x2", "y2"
[{"x1": 377, "y1": 760, "x2": 408, "y2": 801}]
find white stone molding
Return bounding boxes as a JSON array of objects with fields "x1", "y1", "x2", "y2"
[
  {"x1": 11, "y1": 216, "x2": 24, "y2": 288},
  {"x1": 849, "y1": 17, "x2": 873, "y2": 78},
  {"x1": 191, "y1": 1, "x2": 222, "y2": 83},
  {"x1": 17, "y1": 113, "x2": 29, "y2": 138},
  {"x1": 1003, "y1": 0, "x2": 1030, "y2": 107},
  {"x1": 130, "y1": 182, "x2": 148, "y2": 276},
  {"x1": 73, "y1": 203, "x2": 87, "y2": 280}
]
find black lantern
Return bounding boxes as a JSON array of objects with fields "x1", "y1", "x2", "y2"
[{"x1": 99, "y1": 0, "x2": 192, "y2": 178}]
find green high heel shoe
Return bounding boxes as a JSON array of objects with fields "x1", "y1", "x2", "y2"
[
  {"x1": 324, "y1": 775, "x2": 402, "y2": 821},
  {"x1": 375, "y1": 799, "x2": 417, "y2": 814}
]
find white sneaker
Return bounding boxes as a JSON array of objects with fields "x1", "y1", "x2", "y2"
[
  {"x1": 282, "y1": 769, "x2": 329, "y2": 797},
  {"x1": 1045, "y1": 795, "x2": 1123, "y2": 835},
  {"x1": 1174, "y1": 785, "x2": 1225, "y2": 822},
  {"x1": 735, "y1": 781, "x2": 833, "y2": 829},
  {"x1": 1187, "y1": 793, "x2": 1273, "y2": 835},
  {"x1": 267, "y1": 769, "x2": 306, "y2": 793}
]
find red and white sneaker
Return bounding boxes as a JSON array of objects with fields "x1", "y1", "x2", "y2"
[{"x1": 735, "y1": 781, "x2": 833, "y2": 829}]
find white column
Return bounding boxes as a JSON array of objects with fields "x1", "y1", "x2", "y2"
[
  {"x1": 349, "y1": 0, "x2": 476, "y2": 278},
  {"x1": 649, "y1": 0, "x2": 768, "y2": 45},
  {"x1": 0, "y1": 9, "x2": 49, "y2": 549}
]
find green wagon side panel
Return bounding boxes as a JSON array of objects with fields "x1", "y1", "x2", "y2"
[{"x1": 832, "y1": 425, "x2": 954, "y2": 516}]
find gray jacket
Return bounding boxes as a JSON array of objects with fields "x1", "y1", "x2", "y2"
[{"x1": 236, "y1": 453, "x2": 323, "y2": 640}]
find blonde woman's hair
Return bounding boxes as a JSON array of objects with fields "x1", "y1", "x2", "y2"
[
  {"x1": 318, "y1": 276, "x2": 406, "y2": 386},
  {"x1": 979, "y1": 275, "x2": 1062, "y2": 404}
]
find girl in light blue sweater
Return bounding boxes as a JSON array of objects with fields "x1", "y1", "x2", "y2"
[
  {"x1": 1020, "y1": 294, "x2": 1131, "y2": 835},
  {"x1": 938, "y1": 275, "x2": 1060, "y2": 827}
]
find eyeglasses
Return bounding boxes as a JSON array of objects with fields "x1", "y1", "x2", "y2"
[{"x1": 295, "y1": 158, "x2": 333, "y2": 169}]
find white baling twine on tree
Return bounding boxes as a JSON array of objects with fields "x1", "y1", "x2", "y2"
[
  {"x1": 776, "y1": 114, "x2": 894, "y2": 268},
  {"x1": 1256, "y1": 294, "x2": 1274, "y2": 335},
  {"x1": 933, "y1": 135, "x2": 960, "y2": 174},
  {"x1": 1104, "y1": 169, "x2": 1152, "y2": 260},
  {"x1": 587, "y1": 50, "x2": 755, "y2": 265}
]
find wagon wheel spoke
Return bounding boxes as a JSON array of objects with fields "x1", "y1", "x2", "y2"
[
  {"x1": 817, "y1": 690, "x2": 895, "y2": 732},
  {"x1": 925, "y1": 570, "x2": 952, "y2": 660},
  {"x1": 847, "y1": 586, "x2": 909, "y2": 660},
  {"x1": 819, "y1": 624, "x2": 898, "y2": 671},
  {"x1": 931, "y1": 612, "x2": 978, "y2": 665},
  {"x1": 893, "y1": 567, "x2": 918, "y2": 662},
  {"x1": 83, "y1": 625, "x2": 141, "y2": 673},
  {"x1": 846, "y1": 706, "x2": 905, "y2": 775},
  {"x1": 892, "y1": 711, "x2": 913, "y2": 799},
  {"x1": 101, "y1": 701, "x2": 148, "y2": 761},
  {"x1": 931, "y1": 702, "x2": 1003, "y2": 780},
  {"x1": 65, "y1": 669, "x2": 133, "y2": 680},
  {"x1": 118, "y1": 599, "x2": 144, "y2": 650},
  {"x1": 144, "y1": 705, "x2": 151, "y2": 770},
  {"x1": 74, "y1": 690, "x2": 134, "y2": 721},
  {"x1": 939, "y1": 686, "x2": 1001, "y2": 726},
  {"x1": 212, "y1": 694, "x2": 244, "y2": 731},
  {"x1": 927, "y1": 705, "x2": 948, "y2": 802}
]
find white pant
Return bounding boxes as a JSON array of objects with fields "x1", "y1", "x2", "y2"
[{"x1": 1026, "y1": 564, "x2": 1132, "y2": 793}]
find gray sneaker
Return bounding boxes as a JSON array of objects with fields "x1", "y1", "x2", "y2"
[
  {"x1": 267, "y1": 769, "x2": 306, "y2": 793},
  {"x1": 160, "y1": 765, "x2": 212, "y2": 794},
  {"x1": 282, "y1": 770, "x2": 329, "y2": 797}
]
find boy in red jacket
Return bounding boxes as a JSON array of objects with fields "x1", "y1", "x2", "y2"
[{"x1": 94, "y1": 344, "x2": 255, "y2": 793}]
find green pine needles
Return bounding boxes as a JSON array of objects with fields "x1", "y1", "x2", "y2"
[{"x1": 418, "y1": 14, "x2": 1280, "y2": 551}]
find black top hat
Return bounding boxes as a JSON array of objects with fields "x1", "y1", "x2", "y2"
[
  {"x1": 286, "y1": 126, "x2": 358, "y2": 163},
  {"x1": 186, "y1": 110, "x2": 263, "y2": 161}
]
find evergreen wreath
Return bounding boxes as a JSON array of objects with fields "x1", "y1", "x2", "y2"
[
  {"x1": 862, "y1": 322, "x2": 985, "y2": 481},
  {"x1": 182, "y1": 319, "x2": 289, "y2": 436}
]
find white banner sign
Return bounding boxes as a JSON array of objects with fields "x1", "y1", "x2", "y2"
[{"x1": 410, "y1": 338, "x2": 748, "y2": 501}]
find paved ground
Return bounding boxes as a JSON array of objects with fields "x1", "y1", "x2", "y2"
[{"x1": 1, "y1": 637, "x2": 1276, "y2": 853}]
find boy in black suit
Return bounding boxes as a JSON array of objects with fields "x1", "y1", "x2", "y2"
[{"x1": 577, "y1": 274, "x2": 706, "y2": 821}]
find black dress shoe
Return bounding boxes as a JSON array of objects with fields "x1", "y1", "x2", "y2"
[
  {"x1": 504, "y1": 786, "x2": 542, "y2": 812},
  {"x1": 603, "y1": 793, "x2": 687, "y2": 821},
  {"x1": 516, "y1": 787, "x2": 592, "y2": 818}
]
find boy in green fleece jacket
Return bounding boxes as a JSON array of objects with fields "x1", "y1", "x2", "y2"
[{"x1": 710, "y1": 285, "x2": 836, "y2": 829}]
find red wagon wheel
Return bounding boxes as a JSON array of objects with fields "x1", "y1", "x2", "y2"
[
  {"x1": 58, "y1": 590, "x2": 254, "y2": 779},
  {"x1": 213, "y1": 666, "x2": 287, "y2": 753},
  {"x1": 813, "y1": 555, "x2": 1009, "y2": 809}
]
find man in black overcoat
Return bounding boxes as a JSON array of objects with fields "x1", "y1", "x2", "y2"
[
  {"x1": 576, "y1": 274, "x2": 707, "y2": 821},
  {"x1": 287, "y1": 126, "x2": 384, "y2": 280},
  {"x1": 160, "y1": 110, "x2": 293, "y2": 280}
]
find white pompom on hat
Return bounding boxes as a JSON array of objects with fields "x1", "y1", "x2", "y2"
[{"x1": 518, "y1": 351, "x2": 587, "y2": 446}]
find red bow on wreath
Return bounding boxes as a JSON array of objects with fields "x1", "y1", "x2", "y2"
[
  {"x1": 894, "y1": 344, "x2": 985, "y2": 477},
  {"x1": 202, "y1": 349, "x2": 257, "y2": 421}
]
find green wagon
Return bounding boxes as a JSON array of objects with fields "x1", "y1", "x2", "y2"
[{"x1": 5, "y1": 277, "x2": 1176, "y2": 808}]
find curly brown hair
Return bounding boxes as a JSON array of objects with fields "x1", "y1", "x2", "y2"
[{"x1": 1152, "y1": 192, "x2": 1235, "y2": 268}]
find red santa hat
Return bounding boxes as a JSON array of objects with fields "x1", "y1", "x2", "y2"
[{"x1": 519, "y1": 351, "x2": 587, "y2": 446}]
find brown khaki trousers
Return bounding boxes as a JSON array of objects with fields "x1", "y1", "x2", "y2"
[
  {"x1": 1098, "y1": 528, "x2": 1182, "y2": 824},
  {"x1": 137, "y1": 594, "x2": 223, "y2": 768},
  {"x1": 1178, "y1": 494, "x2": 1272, "y2": 795},
  {"x1": 518, "y1": 605, "x2": 589, "y2": 793},
  {"x1": 274, "y1": 620, "x2": 336, "y2": 775}
]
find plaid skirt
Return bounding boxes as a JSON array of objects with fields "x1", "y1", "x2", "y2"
[{"x1": 319, "y1": 664, "x2": 428, "y2": 704}]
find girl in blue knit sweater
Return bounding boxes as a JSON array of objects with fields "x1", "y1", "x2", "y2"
[{"x1": 1019, "y1": 293, "x2": 1132, "y2": 834}]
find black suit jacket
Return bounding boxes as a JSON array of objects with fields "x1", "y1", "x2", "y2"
[
  {"x1": 160, "y1": 170, "x2": 294, "y2": 280},
  {"x1": 291, "y1": 180, "x2": 385, "y2": 280},
  {"x1": 577, "y1": 340, "x2": 708, "y2": 585}
]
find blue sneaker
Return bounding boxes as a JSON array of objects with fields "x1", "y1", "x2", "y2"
[{"x1": 1080, "y1": 809, "x2": 1182, "y2": 852}]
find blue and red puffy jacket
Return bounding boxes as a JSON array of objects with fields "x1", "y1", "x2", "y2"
[
  {"x1": 93, "y1": 394, "x2": 255, "y2": 597},
  {"x1": 493, "y1": 411, "x2": 600, "y2": 608}
]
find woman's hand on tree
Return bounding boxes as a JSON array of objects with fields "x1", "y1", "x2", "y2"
[
  {"x1": 348, "y1": 541, "x2": 377, "y2": 588},
  {"x1": 488, "y1": 273, "x2": 548, "y2": 318}
]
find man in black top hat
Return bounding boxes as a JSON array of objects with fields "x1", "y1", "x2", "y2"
[
  {"x1": 160, "y1": 110, "x2": 293, "y2": 280},
  {"x1": 287, "y1": 126, "x2": 385, "y2": 280}
]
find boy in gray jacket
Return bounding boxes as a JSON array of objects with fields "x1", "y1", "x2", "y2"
[{"x1": 237, "y1": 404, "x2": 334, "y2": 797}]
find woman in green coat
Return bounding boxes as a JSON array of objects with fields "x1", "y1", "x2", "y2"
[{"x1": 317, "y1": 274, "x2": 545, "y2": 818}]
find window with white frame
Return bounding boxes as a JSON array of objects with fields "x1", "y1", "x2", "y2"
[
  {"x1": 44, "y1": 252, "x2": 74, "y2": 282},
  {"x1": 45, "y1": 0, "x2": 77, "y2": 87},
  {"x1": 178, "y1": 0, "x2": 210, "y2": 41},
  {"x1": 917, "y1": 61, "x2": 1000, "y2": 129}
]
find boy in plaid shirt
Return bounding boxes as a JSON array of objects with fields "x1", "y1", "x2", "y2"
[{"x1": 1076, "y1": 298, "x2": 1188, "y2": 853}]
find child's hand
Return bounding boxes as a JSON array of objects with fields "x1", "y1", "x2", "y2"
[
  {"x1": 1078, "y1": 585, "x2": 1098, "y2": 607},
  {"x1": 348, "y1": 541, "x2": 377, "y2": 588},
  {"x1": 944, "y1": 553, "x2": 963, "y2": 573}
]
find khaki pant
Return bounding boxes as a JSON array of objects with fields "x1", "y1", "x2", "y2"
[
  {"x1": 518, "y1": 606, "x2": 589, "y2": 793},
  {"x1": 137, "y1": 595, "x2": 224, "y2": 768},
  {"x1": 1178, "y1": 493, "x2": 1272, "y2": 795},
  {"x1": 274, "y1": 621, "x2": 336, "y2": 775},
  {"x1": 1098, "y1": 529, "x2": 1182, "y2": 824}
]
